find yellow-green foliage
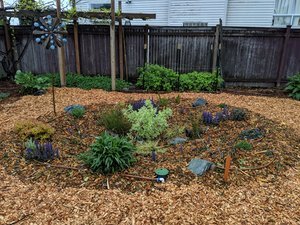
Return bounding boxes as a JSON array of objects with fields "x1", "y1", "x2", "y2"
[{"x1": 14, "y1": 120, "x2": 55, "y2": 141}]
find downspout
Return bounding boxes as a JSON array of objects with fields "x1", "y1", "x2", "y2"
[{"x1": 223, "y1": 0, "x2": 229, "y2": 26}]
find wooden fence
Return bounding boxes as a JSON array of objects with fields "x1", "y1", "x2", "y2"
[{"x1": 1, "y1": 25, "x2": 300, "y2": 86}]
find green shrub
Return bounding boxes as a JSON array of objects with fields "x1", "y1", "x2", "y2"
[
  {"x1": 123, "y1": 100, "x2": 172, "y2": 140},
  {"x1": 136, "y1": 141, "x2": 166, "y2": 155},
  {"x1": 0, "y1": 92, "x2": 10, "y2": 100},
  {"x1": 175, "y1": 94, "x2": 181, "y2": 104},
  {"x1": 235, "y1": 140, "x2": 253, "y2": 151},
  {"x1": 136, "y1": 64, "x2": 178, "y2": 91},
  {"x1": 14, "y1": 120, "x2": 55, "y2": 141},
  {"x1": 99, "y1": 108, "x2": 131, "y2": 135},
  {"x1": 70, "y1": 107, "x2": 85, "y2": 119},
  {"x1": 230, "y1": 108, "x2": 247, "y2": 121},
  {"x1": 179, "y1": 71, "x2": 224, "y2": 92},
  {"x1": 285, "y1": 73, "x2": 300, "y2": 100},
  {"x1": 78, "y1": 132, "x2": 136, "y2": 174},
  {"x1": 136, "y1": 64, "x2": 224, "y2": 92},
  {"x1": 42, "y1": 73, "x2": 130, "y2": 91},
  {"x1": 15, "y1": 70, "x2": 51, "y2": 94},
  {"x1": 158, "y1": 95, "x2": 169, "y2": 108},
  {"x1": 164, "y1": 125, "x2": 185, "y2": 139}
]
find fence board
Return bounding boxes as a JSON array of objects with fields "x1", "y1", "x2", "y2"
[{"x1": 0, "y1": 25, "x2": 299, "y2": 86}]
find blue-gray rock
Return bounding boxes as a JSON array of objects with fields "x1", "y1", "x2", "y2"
[
  {"x1": 169, "y1": 137, "x2": 187, "y2": 145},
  {"x1": 188, "y1": 158, "x2": 214, "y2": 176},
  {"x1": 192, "y1": 98, "x2": 207, "y2": 107},
  {"x1": 64, "y1": 104, "x2": 85, "y2": 114}
]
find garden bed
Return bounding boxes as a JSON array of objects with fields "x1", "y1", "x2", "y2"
[{"x1": 0, "y1": 97, "x2": 299, "y2": 193}]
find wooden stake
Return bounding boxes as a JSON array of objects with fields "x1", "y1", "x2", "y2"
[
  {"x1": 110, "y1": 0, "x2": 116, "y2": 90},
  {"x1": 118, "y1": 1, "x2": 124, "y2": 80},
  {"x1": 224, "y1": 155, "x2": 232, "y2": 182},
  {"x1": 56, "y1": 0, "x2": 67, "y2": 86},
  {"x1": 72, "y1": 0, "x2": 81, "y2": 74}
]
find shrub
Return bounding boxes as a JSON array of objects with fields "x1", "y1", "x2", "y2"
[
  {"x1": 175, "y1": 94, "x2": 181, "y2": 104},
  {"x1": 15, "y1": 120, "x2": 55, "y2": 141},
  {"x1": 235, "y1": 140, "x2": 253, "y2": 151},
  {"x1": 78, "y1": 132, "x2": 136, "y2": 174},
  {"x1": 136, "y1": 141, "x2": 166, "y2": 155},
  {"x1": 131, "y1": 98, "x2": 157, "y2": 111},
  {"x1": 285, "y1": 73, "x2": 300, "y2": 100},
  {"x1": 218, "y1": 103, "x2": 227, "y2": 108},
  {"x1": 158, "y1": 95, "x2": 169, "y2": 108},
  {"x1": 0, "y1": 92, "x2": 10, "y2": 101},
  {"x1": 179, "y1": 71, "x2": 224, "y2": 92},
  {"x1": 15, "y1": 70, "x2": 50, "y2": 94},
  {"x1": 43, "y1": 73, "x2": 130, "y2": 91},
  {"x1": 136, "y1": 64, "x2": 178, "y2": 91},
  {"x1": 123, "y1": 100, "x2": 172, "y2": 140},
  {"x1": 239, "y1": 128, "x2": 263, "y2": 140},
  {"x1": 70, "y1": 107, "x2": 85, "y2": 119},
  {"x1": 24, "y1": 139, "x2": 59, "y2": 161},
  {"x1": 164, "y1": 125, "x2": 185, "y2": 139},
  {"x1": 185, "y1": 120, "x2": 204, "y2": 139},
  {"x1": 99, "y1": 108, "x2": 131, "y2": 135},
  {"x1": 230, "y1": 108, "x2": 247, "y2": 121}
]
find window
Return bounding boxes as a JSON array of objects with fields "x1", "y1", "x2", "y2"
[
  {"x1": 273, "y1": 0, "x2": 300, "y2": 26},
  {"x1": 90, "y1": 3, "x2": 111, "y2": 10}
]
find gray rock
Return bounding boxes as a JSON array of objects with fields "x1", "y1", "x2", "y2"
[
  {"x1": 169, "y1": 137, "x2": 187, "y2": 145},
  {"x1": 192, "y1": 98, "x2": 207, "y2": 107},
  {"x1": 188, "y1": 158, "x2": 214, "y2": 176}
]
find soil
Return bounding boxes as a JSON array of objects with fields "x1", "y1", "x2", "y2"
[{"x1": 0, "y1": 87, "x2": 299, "y2": 224}]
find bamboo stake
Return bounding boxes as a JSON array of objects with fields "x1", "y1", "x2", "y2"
[
  {"x1": 72, "y1": 0, "x2": 81, "y2": 74},
  {"x1": 118, "y1": 1, "x2": 124, "y2": 80}
]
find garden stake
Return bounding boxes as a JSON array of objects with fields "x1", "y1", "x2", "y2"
[
  {"x1": 224, "y1": 155, "x2": 232, "y2": 182},
  {"x1": 151, "y1": 150, "x2": 156, "y2": 161},
  {"x1": 52, "y1": 73, "x2": 56, "y2": 116}
]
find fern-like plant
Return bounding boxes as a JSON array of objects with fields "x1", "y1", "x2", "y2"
[
  {"x1": 78, "y1": 132, "x2": 136, "y2": 174},
  {"x1": 285, "y1": 73, "x2": 300, "y2": 100}
]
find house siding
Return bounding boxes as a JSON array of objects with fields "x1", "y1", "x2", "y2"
[
  {"x1": 226, "y1": 0, "x2": 275, "y2": 27},
  {"x1": 168, "y1": 0, "x2": 226, "y2": 26}
]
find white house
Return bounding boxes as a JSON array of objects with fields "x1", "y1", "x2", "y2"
[{"x1": 76, "y1": 0, "x2": 300, "y2": 27}]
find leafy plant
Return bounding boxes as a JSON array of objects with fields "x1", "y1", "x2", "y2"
[
  {"x1": 285, "y1": 73, "x2": 300, "y2": 100},
  {"x1": 235, "y1": 140, "x2": 253, "y2": 151},
  {"x1": 218, "y1": 103, "x2": 227, "y2": 108},
  {"x1": 42, "y1": 73, "x2": 130, "y2": 91},
  {"x1": 239, "y1": 128, "x2": 263, "y2": 140},
  {"x1": 78, "y1": 132, "x2": 136, "y2": 174},
  {"x1": 15, "y1": 70, "x2": 51, "y2": 94},
  {"x1": 0, "y1": 92, "x2": 10, "y2": 100},
  {"x1": 230, "y1": 108, "x2": 247, "y2": 121},
  {"x1": 179, "y1": 71, "x2": 224, "y2": 92},
  {"x1": 185, "y1": 120, "x2": 204, "y2": 139},
  {"x1": 15, "y1": 120, "x2": 55, "y2": 141},
  {"x1": 123, "y1": 100, "x2": 172, "y2": 140},
  {"x1": 99, "y1": 108, "x2": 131, "y2": 135},
  {"x1": 70, "y1": 107, "x2": 86, "y2": 119},
  {"x1": 158, "y1": 95, "x2": 169, "y2": 108},
  {"x1": 136, "y1": 64, "x2": 178, "y2": 91},
  {"x1": 164, "y1": 125, "x2": 185, "y2": 139},
  {"x1": 131, "y1": 98, "x2": 157, "y2": 111},
  {"x1": 175, "y1": 95, "x2": 181, "y2": 104},
  {"x1": 136, "y1": 141, "x2": 166, "y2": 155},
  {"x1": 25, "y1": 140, "x2": 59, "y2": 161}
]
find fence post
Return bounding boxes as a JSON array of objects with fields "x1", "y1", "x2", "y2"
[
  {"x1": 276, "y1": 25, "x2": 291, "y2": 87},
  {"x1": 72, "y1": 0, "x2": 81, "y2": 74},
  {"x1": 56, "y1": 0, "x2": 67, "y2": 86},
  {"x1": 110, "y1": 0, "x2": 116, "y2": 90},
  {"x1": 144, "y1": 24, "x2": 149, "y2": 65},
  {"x1": 176, "y1": 43, "x2": 182, "y2": 91},
  {"x1": 118, "y1": 1, "x2": 124, "y2": 80},
  {"x1": 212, "y1": 24, "x2": 220, "y2": 72}
]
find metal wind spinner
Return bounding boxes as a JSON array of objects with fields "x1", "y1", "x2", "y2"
[{"x1": 33, "y1": 15, "x2": 68, "y2": 50}]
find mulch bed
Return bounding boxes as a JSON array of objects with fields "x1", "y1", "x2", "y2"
[{"x1": 1, "y1": 97, "x2": 299, "y2": 194}]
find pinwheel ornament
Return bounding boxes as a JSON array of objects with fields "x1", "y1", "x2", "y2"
[{"x1": 33, "y1": 15, "x2": 68, "y2": 50}]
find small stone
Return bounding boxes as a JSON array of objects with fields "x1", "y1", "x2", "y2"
[
  {"x1": 192, "y1": 98, "x2": 207, "y2": 107},
  {"x1": 188, "y1": 158, "x2": 214, "y2": 176},
  {"x1": 169, "y1": 137, "x2": 187, "y2": 145}
]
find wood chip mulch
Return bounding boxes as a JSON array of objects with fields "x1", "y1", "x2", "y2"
[{"x1": 0, "y1": 88, "x2": 300, "y2": 224}]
